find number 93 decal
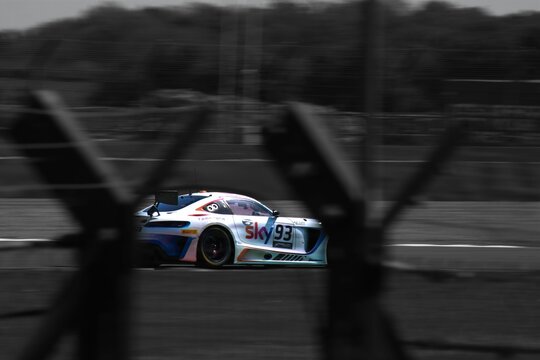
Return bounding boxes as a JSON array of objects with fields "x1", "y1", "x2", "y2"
[
  {"x1": 274, "y1": 224, "x2": 292, "y2": 241},
  {"x1": 245, "y1": 223, "x2": 292, "y2": 242}
]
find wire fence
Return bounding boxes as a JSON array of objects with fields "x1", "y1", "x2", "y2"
[{"x1": 2, "y1": 94, "x2": 540, "y2": 360}]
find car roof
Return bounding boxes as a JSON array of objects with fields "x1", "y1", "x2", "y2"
[
  {"x1": 176, "y1": 192, "x2": 269, "y2": 213},
  {"x1": 188, "y1": 191, "x2": 254, "y2": 201}
]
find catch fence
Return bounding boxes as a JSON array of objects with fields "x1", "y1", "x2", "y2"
[{"x1": 2, "y1": 1, "x2": 540, "y2": 359}]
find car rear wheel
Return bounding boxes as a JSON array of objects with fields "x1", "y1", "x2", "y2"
[{"x1": 197, "y1": 227, "x2": 233, "y2": 268}]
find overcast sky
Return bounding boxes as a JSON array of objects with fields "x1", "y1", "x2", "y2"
[{"x1": 1, "y1": 0, "x2": 540, "y2": 31}]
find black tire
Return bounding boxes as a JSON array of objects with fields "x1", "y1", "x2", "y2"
[{"x1": 197, "y1": 227, "x2": 234, "y2": 268}]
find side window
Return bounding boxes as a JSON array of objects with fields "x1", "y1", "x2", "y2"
[
  {"x1": 227, "y1": 200, "x2": 251, "y2": 216},
  {"x1": 198, "y1": 199, "x2": 233, "y2": 215},
  {"x1": 248, "y1": 201, "x2": 273, "y2": 216},
  {"x1": 227, "y1": 199, "x2": 272, "y2": 216}
]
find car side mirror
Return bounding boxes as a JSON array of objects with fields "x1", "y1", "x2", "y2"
[{"x1": 272, "y1": 210, "x2": 280, "y2": 217}]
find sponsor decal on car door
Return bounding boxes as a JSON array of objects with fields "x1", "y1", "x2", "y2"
[
  {"x1": 235, "y1": 215, "x2": 296, "y2": 250},
  {"x1": 225, "y1": 198, "x2": 297, "y2": 250}
]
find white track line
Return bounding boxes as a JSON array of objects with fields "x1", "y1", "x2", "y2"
[
  {"x1": 0, "y1": 239, "x2": 529, "y2": 249},
  {"x1": 99, "y1": 157, "x2": 272, "y2": 162},
  {"x1": 0, "y1": 156, "x2": 25, "y2": 160},
  {"x1": 4, "y1": 156, "x2": 540, "y2": 164},
  {"x1": 389, "y1": 243, "x2": 528, "y2": 249},
  {"x1": 0, "y1": 238, "x2": 53, "y2": 242}
]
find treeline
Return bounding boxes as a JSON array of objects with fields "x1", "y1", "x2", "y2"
[{"x1": 1, "y1": 0, "x2": 540, "y2": 111}]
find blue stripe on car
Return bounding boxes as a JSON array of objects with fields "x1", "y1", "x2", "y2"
[
  {"x1": 140, "y1": 233, "x2": 193, "y2": 259},
  {"x1": 306, "y1": 230, "x2": 326, "y2": 255}
]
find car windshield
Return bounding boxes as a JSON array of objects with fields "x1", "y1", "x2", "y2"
[{"x1": 153, "y1": 194, "x2": 208, "y2": 212}]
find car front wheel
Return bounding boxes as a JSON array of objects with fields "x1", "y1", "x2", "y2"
[{"x1": 197, "y1": 227, "x2": 233, "y2": 268}]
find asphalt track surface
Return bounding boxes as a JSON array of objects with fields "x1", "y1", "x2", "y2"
[
  {"x1": 2, "y1": 199, "x2": 540, "y2": 272},
  {"x1": 1, "y1": 199, "x2": 540, "y2": 359},
  {"x1": 2, "y1": 198, "x2": 540, "y2": 269}
]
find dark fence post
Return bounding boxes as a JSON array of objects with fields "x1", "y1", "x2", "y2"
[
  {"x1": 11, "y1": 90, "x2": 133, "y2": 360},
  {"x1": 10, "y1": 90, "x2": 211, "y2": 360},
  {"x1": 264, "y1": 102, "x2": 408, "y2": 360}
]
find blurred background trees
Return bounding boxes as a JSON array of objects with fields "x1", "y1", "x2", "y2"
[{"x1": 1, "y1": 0, "x2": 539, "y2": 111}]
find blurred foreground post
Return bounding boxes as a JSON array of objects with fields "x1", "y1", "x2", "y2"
[
  {"x1": 264, "y1": 0, "x2": 408, "y2": 358},
  {"x1": 10, "y1": 90, "x2": 211, "y2": 360},
  {"x1": 264, "y1": 102, "x2": 408, "y2": 360},
  {"x1": 360, "y1": 0, "x2": 383, "y2": 208},
  {"x1": 11, "y1": 90, "x2": 133, "y2": 360}
]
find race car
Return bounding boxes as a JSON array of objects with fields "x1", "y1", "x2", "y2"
[{"x1": 135, "y1": 191, "x2": 328, "y2": 268}]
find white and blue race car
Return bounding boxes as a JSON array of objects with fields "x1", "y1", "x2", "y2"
[{"x1": 135, "y1": 191, "x2": 328, "y2": 268}]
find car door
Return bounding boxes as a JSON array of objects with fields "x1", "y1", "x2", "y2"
[{"x1": 226, "y1": 198, "x2": 297, "y2": 251}]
